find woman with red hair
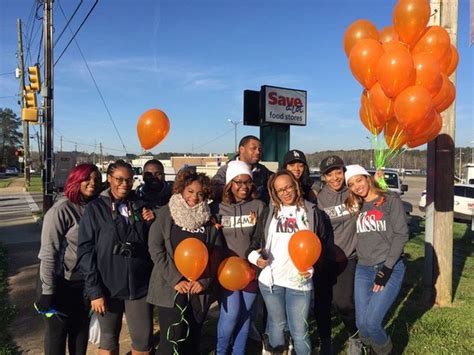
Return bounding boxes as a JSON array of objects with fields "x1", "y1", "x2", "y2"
[{"x1": 37, "y1": 163, "x2": 101, "y2": 355}]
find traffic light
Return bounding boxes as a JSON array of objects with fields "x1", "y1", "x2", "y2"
[
  {"x1": 15, "y1": 149, "x2": 23, "y2": 157},
  {"x1": 22, "y1": 86, "x2": 39, "y2": 122},
  {"x1": 27, "y1": 65, "x2": 41, "y2": 92}
]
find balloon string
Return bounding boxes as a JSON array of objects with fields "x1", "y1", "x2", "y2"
[{"x1": 166, "y1": 292, "x2": 190, "y2": 355}]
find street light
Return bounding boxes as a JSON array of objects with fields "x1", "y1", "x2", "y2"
[{"x1": 228, "y1": 119, "x2": 242, "y2": 154}]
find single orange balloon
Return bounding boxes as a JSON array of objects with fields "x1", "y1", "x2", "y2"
[
  {"x1": 174, "y1": 238, "x2": 208, "y2": 281},
  {"x1": 137, "y1": 109, "x2": 170, "y2": 150},
  {"x1": 439, "y1": 45, "x2": 459, "y2": 76},
  {"x1": 288, "y1": 230, "x2": 322, "y2": 272},
  {"x1": 343, "y1": 19, "x2": 379, "y2": 57},
  {"x1": 217, "y1": 257, "x2": 255, "y2": 291},
  {"x1": 406, "y1": 110, "x2": 442, "y2": 147},
  {"x1": 432, "y1": 73, "x2": 456, "y2": 113},
  {"x1": 361, "y1": 90, "x2": 386, "y2": 130},
  {"x1": 368, "y1": 83, "x2": 394, "y2": 125},
  {"x1": 393, "y1": 0, "x2": 431, "y2": 45},
  {"x1": 412, "y1": 26, "x2": 451, "y2": 61},
  {"x1": 413, "y1": 52, "x2": 442, "y2": 97},
  {"x1": 379, "y1": 26, "x2": 399, "y2": 43},
  {"x1": 394, "y1": 85, "x2": 433, "y2": 132},
  {"x1": 349, "y1": 39, "x2": 384, "y2": 89},
  {"x1": 376, "y1": 49, "x2": 416, "y2": 98},
  {"x1": 360, "y1": 106, "x2": 383, "y2": 135}
]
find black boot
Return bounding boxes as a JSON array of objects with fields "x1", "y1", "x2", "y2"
[{"x1": 371, "y1": 336, "x2": 392, "y2": 355}]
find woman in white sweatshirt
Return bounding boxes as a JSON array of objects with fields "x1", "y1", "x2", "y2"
[{"x1": 247, "y1": 170, "x2": 326, "y2": 355}]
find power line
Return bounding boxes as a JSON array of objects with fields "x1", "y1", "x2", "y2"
[
  {"x1": 192, "y1": 127, "x2": 235, "y2": 151},
  {"x1": 54, "y1": 0, "x2": 84, "y2": 47},
  {"x1": 0, "y1": 72, "x2": 15, "y2": 76},
  {"x1": 54, "y1": 0, "x2": 99, "y2": 66},
  {"x1": 57, "y1": 0, "x2": 128, "y2": 155},
  {"x1": 0, "y1": 95, "x2": 19, "y2": 99}
]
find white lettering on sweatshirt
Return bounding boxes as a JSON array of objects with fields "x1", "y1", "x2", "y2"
[{"x1": 356, "y1": 210, "x2": 387, "y2": 233}]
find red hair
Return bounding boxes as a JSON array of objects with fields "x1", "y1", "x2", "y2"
[{"x1": 64, "y1": 163, "x2": 100, "y2": 205}]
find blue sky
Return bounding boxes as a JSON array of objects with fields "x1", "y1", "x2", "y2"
[{"x1": 1, "y1": 0, "x2": 472, "y2": 156}]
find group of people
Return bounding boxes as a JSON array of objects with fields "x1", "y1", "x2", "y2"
[{"x1": 36, "y1": 135, "x2": 409, "y2": 355}]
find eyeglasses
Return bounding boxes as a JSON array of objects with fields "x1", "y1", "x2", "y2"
[
  {"x1": 276, "y1": 185, "x2": 295, "y2": 195},
  {"x1": 110, "y1": 175, "x2": 133, "y2": 185},
  {"x1": 232, "y1": 179, "x2": 253, "y2": 187}
]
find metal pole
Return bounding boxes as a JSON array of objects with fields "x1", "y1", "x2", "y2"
[
  {"x1": 17, "y1": 19, "x2": 30, "y2": 189},
  {"x1": 228, "y1": 119, "x2": 241, "y2": 153},
  {"x1": 43, "y1": 0, "x2": 54, "y2": 212}
]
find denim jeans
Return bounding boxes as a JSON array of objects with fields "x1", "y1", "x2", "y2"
[
  {"x1": 216, "y1": 286, "x2": 257, "y2": 355},
  {"x1": 259, "y1": 283, "x2": 312, "y2": 355},
  {"x1": 354, "y1": 259, "x2": 405, "y2": 346}
]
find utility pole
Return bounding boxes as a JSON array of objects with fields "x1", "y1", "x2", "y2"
[
  {"x1": 17, "y1": 19, "x2": 30, "y2": 189},
  {"x1": 228, "y1": 119, "x2": 241, "y2": 154},
  {"x1": 60, "y1": 136, "x2": 63, "y2": 152},
  {"x1": 99, "y1": 142, "x2": 103, "y2": 166},
  {"x1": 425, "y1": 0, "x2": 458, "y2": 306},
  {"x1": 458, "y1": 147, "x2": 462, "y2": 180},
  {"x1": 42, "y1": 0, "x2": 54, "y2": 212}
]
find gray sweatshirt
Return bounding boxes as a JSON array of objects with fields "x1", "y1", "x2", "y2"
[
  {"x1": 317, "y1": 185, "x2": 358, "y2": 259},
  {"x1": 217, "y1": 199, "x2": 266, "y2": 258},
  {"x1": 38, "y1": 197, "x2": 85, "y2": 294},
  {"x1": 355, "y1": 193, "x2": 408, "y2": 269}
]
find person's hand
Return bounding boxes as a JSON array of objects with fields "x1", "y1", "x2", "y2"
[
  {"x1": 373, "y1": 265, "x2": 392, "y2": 293},
  {"x1": 36, "y1": 294, "x2": 53, "y2": 312},
  {"x1": 299, "y1": 271, "x2": 312, "y2": 279},
  {"x1": 375, "y1": 169, "x2": 384, "y2": 182},
  {"x1": 141, "y1": 208, "x2": 155, "y2": 222},
  {"x1": 256, "y1": 257, "x2": 269, "y2": 269},
  {"x1": 174, "y1": 280, "x2": 189, "y2": 294},
  {"x1": 188, "y1": 281, "x2": 205, "y2": 294},
  {"x1": 91, "y1": 297, "x2": 106, "y2": 315}
]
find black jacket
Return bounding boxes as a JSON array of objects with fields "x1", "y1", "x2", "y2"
[{"x1": 77, "y1": 189, "x2": 153, "y2": 300}]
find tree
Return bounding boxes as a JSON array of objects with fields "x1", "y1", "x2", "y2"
[{"x1": 0, "y1": 108, "x2": 23, "y2": 168}]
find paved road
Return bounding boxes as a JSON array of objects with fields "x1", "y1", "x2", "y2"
[{"x1": 400, "y1": 175, "x2": 426, "y2": 218}]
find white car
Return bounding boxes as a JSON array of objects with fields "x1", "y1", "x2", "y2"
[{"x1": 419, "y1": 184, "x2": 474, "y2": 222}]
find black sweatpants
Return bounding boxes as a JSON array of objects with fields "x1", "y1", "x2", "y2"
[
  {"x1": 43, "y1": 278, "x2": 90, "y2": 355},
  {"x1": 313, "y1": 257, "x2": 333, "y2": 341},
  {"x1": 332, "y1": 257, "x2": 357, "y2": 334},
  {"x1": 156, "y1": 294, "x2": 204, "y2": 355},
  {"x1": 97, "y1": 296, "x2": 153, "y2": 351}
]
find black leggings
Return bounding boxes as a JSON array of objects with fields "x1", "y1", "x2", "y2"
[
  {"x1": 332, "y1": 257, "x2": 357, "y2": 334},
  {"x1": 97, "y1": 296, "x2": 153, "y2": 351},
  {"x1": 43, "y1": 279, "x2": 90, "y2": 355},
  {"x1": 313, "y1": 257, "x2": 333, "y2": 340},
  {"x1": 156, "y1": 294, "x2": 204, "y2": 355}
]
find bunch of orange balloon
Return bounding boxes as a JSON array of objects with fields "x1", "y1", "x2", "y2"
[
  {"x1": 137, "y1": 109, "x2": 170, "y2": 150},
  {"x1": 344, "y1": 0, "x2": 458, "y2": 151}
]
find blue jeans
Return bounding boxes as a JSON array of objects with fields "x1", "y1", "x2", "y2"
[
  {"x1": 216, "y1": 287, "x2": 257, "y2": 355},
  {"x1": 259, "y1": 283, "x2": 312, "y2": 355},
  {"x1": 354, "y1": 259, "x2": 405, "y2": 346}
]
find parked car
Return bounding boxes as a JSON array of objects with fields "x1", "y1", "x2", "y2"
[
  {"x1": 419, "y1": 184, "x2": 474, "y2": 222},
  {"x1": 367, "y1": 169, "x2": 408, "y2": 195},
  {"x1": 5, "y1": 167, "x2": 19, "y2": 176}
]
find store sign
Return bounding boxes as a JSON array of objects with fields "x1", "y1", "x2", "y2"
[{"x1": 262, "y1": 85, "x2": 307, "y2": 126}]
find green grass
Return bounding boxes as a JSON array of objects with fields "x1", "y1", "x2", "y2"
[
  {"x1": 0, "y1": 178, "x2": 14, "y2": 189},
  {"x1": 28, "y1": 176, "x2": 42, "y2": 192},
  {"x1": 197, "y1": 220, "x2": 474, "y2": 354},
  {"x1": 0, "y1": 243, "x2": 17, "y2": 354}
]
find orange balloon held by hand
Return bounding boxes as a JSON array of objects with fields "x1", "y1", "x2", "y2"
[
  {"x1": 217, "y1": 257, "x2": 255, "y2": 291},
  {"x1": 376, "y1": 48, "x2": 416, "y2": 98},
  {"x1": 288, "y1": 230, "x2": 322, "y2": 272},
  {"x1": 368, "y1": 83, "x2": 394, "y2": 125},
  {"x1": 394, "y1": 85, "x2": 434, "y2": 131},
  {"x1": 174, "y1": 238, "x2": 209, "y2": 281},
  {"x1": 343, "y1": 19, "x2": 379, "y2": 57},
  {"x1": 432, "y1": 73, "x2": 456, "y2": 113},
  {"x1": 349, "y1": 39, "x2": 384, "y2": 90},
  {"x1": 137, "y1": 109, "x2": 170, "y2": 150},
  {"x1": 393, "y1": 0, "x2": 431, "y2": 45},
  {"x1": 412, "y1": 26, "x2": 451, "y2": 61},
  {"x1": 413, "y1": 52, "x2": 442, "y2": 97},
  {"x1": 379, "y1": 26, "x2": 399, "y2": 43},
  {"x1": 439, "y1": 45, "x2": 459, "y2": 76}
]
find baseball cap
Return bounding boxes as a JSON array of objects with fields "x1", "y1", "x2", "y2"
[
  {"x1": 320, "y1": 155, "x2": 345, "y2": 175},
  {"x1": 283, "y1": 150, "x2": 307, "y2": 166},
  {"x1": 344, "y1": 164, "x2": 370, "y2": 185}
]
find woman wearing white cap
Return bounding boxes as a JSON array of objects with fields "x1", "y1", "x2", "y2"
[
  {"x1": 344, "y1": 165, "x2": 408, "y2": 355},
  {"x1": 216, "y1": 161, "x2": 266, "y2": 355}
]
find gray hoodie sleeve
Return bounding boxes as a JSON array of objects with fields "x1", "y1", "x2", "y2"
[
  {"x1": 384, "y1": 195, "x2": 409, "y2": 269},
  {"x1": 38, "y1": 204, "x2": 69, "y2": 295},
  {"x1": 210, "y1": 165, "x2": 227, "y2": 201}
]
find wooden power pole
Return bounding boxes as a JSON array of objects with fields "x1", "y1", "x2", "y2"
[
  {"x1": 425, "y1": 0, "x2": 458, "y2": 306},
  {"x1": 17, "y1": 19, "x2": 31, "y2": 189},
  {"x1": 43, "y1": 0, "x2": 54, "y2": 212}
]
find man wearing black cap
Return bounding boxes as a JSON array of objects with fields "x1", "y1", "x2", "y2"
[{"x1": 317, "y1": 155, "x2": 362, "y2": 354}]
